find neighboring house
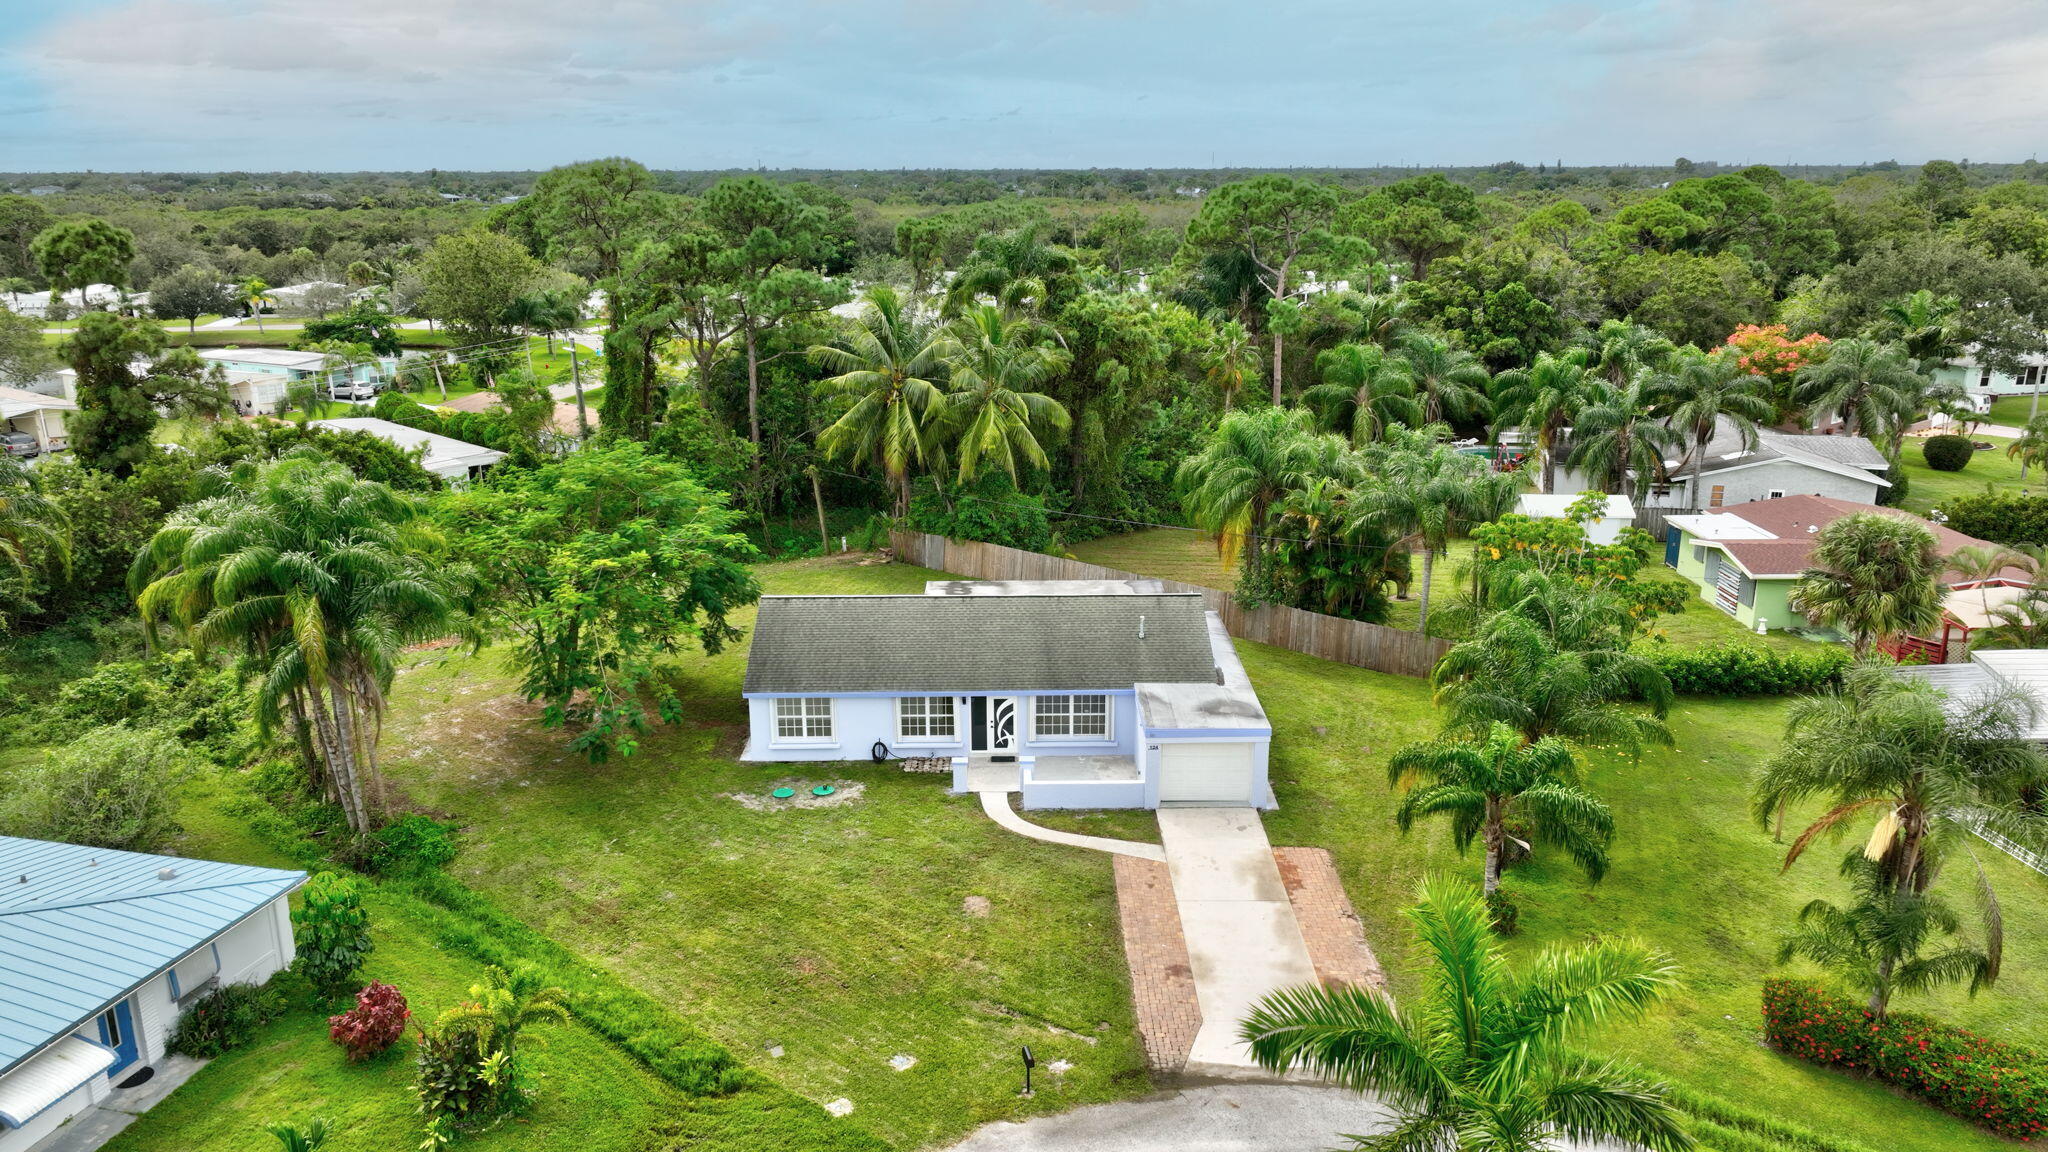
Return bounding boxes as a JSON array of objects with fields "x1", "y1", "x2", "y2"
[
  {"x1": 0, "y1": 838, "x2": 303, "y2": 1150},
  {"x1": 741, "y1": 580, "x2": 1274, "y2": 810},
  {"x1": 0, "y1": 385, "x2": 78, "y2": 455},
  {"x1": 197, "y1": 348, "x2": 334, "y2": 381},
  {"x1": 1935, "y1": 351, "x2": 2048, "y2": 401},
  {"x1": 307, "y1": 416, "x2": 505, "y2": 482},
  {"x1": 201, "y1": 350, "x2": 390, "y2": 414},
  {"x1": 1665, "y1": 494, "x2": 2027, "y2": 657},
  {"x1": 1894, "y1": 650, "x2": 2048, "y2": 741},
  {"x1": 0, "y1": 285, "x2": 126, "y2": 319},
  {"x1": 1558, "y1": 417, "x2": 1891, "y2": 511},
  {"x1": 224, "y1": 371, "x2": 291, "y2": 416},
  {"x1": 1513, "y1": 492, "x2": 1635, "y2": 544}
]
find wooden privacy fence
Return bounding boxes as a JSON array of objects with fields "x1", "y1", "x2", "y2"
[{"x1": 891, "y1": 530, "x2": 1453, "y2": 679}]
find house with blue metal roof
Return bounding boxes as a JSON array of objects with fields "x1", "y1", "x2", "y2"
[{"x1": 0, "y1": 837, "x2": 304, "y2": 1151}]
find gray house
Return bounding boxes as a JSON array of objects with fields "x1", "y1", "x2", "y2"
[
  {"x1": 741, "y1": 580, "x2": 1274, "y2": 809},
  {"x1": 1555, "y1": 416, "x2": 1890, "y2": 510}
]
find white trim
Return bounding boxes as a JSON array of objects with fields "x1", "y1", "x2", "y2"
[
  {"x1": 1678, "y1": 451, "x2": 1890, "y2": 489},
  {"x1": 1029, "y1": 693, "x2": 1113, "y2": 743},
  {"x1": 769, "y1": 697, "x2": 835, "y2": 746},
  {"x1": 894, "y1": 695, "x2": 959, "y2": 745}
]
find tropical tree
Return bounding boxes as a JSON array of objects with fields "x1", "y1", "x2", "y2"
[
  {"x1": 1304, "y1": 343, "x2": 1420, "y2": 446},
  {"x1": 1874, "y1": 289, "x2": 1964, "y2": 373},
  {"x1": 1787, "y1": 513, "x2": 1944, "y2": 657},
  {"x1": 1356, "y1": 430, "x2": 1519, "y2": 634},
  {"x1": 1566, "y1": 378, "x2": 1681, "y2": 502},
  {"x1": 1239, "y1": 876, "x2": 1690, "y2": 1152},
  {"x1": 1201, "y1": 319, "x2": 1262, "y2": 410},
  {"x1": 0, "y1": 459, "x2": 68, "y2": 584},
  {"x1": 1580, "y1": 318, "x2": 1676, "y2": 386},
  {"x1": 1650, "y1": 351, "x2": 1774, "y2": 512},
  {"x1": 1178, "y1": 406, "x2": 1347, "y2": 575},
  {"x1": 1980, "y1": 587, "x2": 2048, "y2": 649},
  {"x1": 1793, "y1": 338, "x2": 1926, "y2": 446},
  {"x1": 435, "y1": 965, "x2": 569, "y2": 1077},
  {"x1": 1780, "y1": 853, "x2": 1992, "y2": 1017},
  {"x1": 930, "y1": 304, "x2": 1072, "y2": 484},
  {"x1": 131, "y1": 453, "x2": 471, "y2": 833},
  {"x1": 1349, "y1": 292, "x2": 1412, "y2": 351},
  {"x1": 811, "y1": 285, "x2": 950, "y2": 517},
  {"x1": 1491, "y1": 348, "x2": 1596, "y2": 493},
  {"x1": 1390, "y1": 723, "x2": 1613, "y2": 895},
  {"x1": 1432, "y1": 612, "x2": 1674, "y2": 755},
  {"x1": 1266, "y1": 474, "x2": 1401, "y2": 621},
  {"x1": 236, "y1": 276, "x2": 272, "y2": 333},
  {"x1": 943, "y1": 222, "x2": 1080, "y2": 319},
  {"x1": 1398, "y1": 332, "x2": 1490, "y2": 426},
  {"x1": 2006, "y1": 413, "x2": 2048, "y2": 485}
]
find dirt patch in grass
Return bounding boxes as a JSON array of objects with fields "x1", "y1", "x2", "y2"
[{"x1": 726, "y1": 781, "x2": 867, "y2": 811}]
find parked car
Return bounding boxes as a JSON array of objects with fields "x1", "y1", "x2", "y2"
[
  {"x1": 328, "y1": 381, "x2": 379, "y2": 402},
  {"x1": 0, "y1": 429, "x2": 40, "y2": 459}
]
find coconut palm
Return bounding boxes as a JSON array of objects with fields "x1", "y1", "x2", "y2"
[
  {"x1": 1239, "y1": 876, "x2": 1690, "y2": 1152},
  {"x1": 1491, "y1": 349, "x2": 1596, "y2": 493},
  {"x1": 942, "y1": 223, "x2": 1078, "y2": 319},
  {"x1": 1179, "y1": 406, "x2": 1349, "y2": 574},
  {"x1": 931, "y1": 304, "x2": 1072, "y2": 484},
  {"x1": 1650, "y1": 351, "x2": 1774, "y2": 512},
  {"x1": 2006, "y1": 414, "x2": 2048, "y2": 485},
  {"x1": 1780, "y1": 853, "x2": 1992, "y2": 1017},
  {"x1": 1390, "y1": 722, "x2": 1613, "y2": 895},
  {"x1": 810, "y1": 285, "x2": 950, "y2": 517},
  {"x1": 1398, "y1": 333, "x2": 1491, "y2": 426},
  {"x1": 1304, "y1": 343, "x2": 1422, "y2": 446},
  {"x1": 1201, "y1": 319, "x2": 1262, "y2": 410},
  {"x1": 1355, "y1": 431, "x2": 1519, "y2": 634},
  {"x1": 1754, "y1": 664, "x2": 2047, "y2": 975},
  {"x1": 0, "y1": 460, "x2": 68, "y2": 584},
  {"x1": 1566, "y1": 377, "x2": 1681, "y2": 502},
  {"x1": 1793, "y1": 338, "x2": 1926, "y2": 447},
  {"x1": 1580, "y1": 318, "x2": 1676, "y2": 386},
  {"x1": 131, "y1": 453, "x2": 471, "y2": 833},
  {"x1": 1787, "y1": 513, "x2": 1944, "y2": 658},
  {"x1": 1433, "y1": 612, "x2": 1674, "y2": 756}
]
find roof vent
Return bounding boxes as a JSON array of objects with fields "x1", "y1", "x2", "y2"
[
  {"x1": 16, "y1": 874, "x2": 25, "y2": 885},
  {"x1": 1138, "y1": 614, "x2": 1147, "y2": 640},
  {"x1": 158, "y1": 867, "x2": 177, "y2": 881}
]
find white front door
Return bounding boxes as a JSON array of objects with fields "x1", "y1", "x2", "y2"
[
  {"x1": 1158, "y1": 742, "x2": 1256, "y2": 804},
  {"x1": 986, "y1": 697, "x2": 1018, "y2": 752}
]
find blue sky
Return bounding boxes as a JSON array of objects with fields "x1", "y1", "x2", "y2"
[{"x1": 1, "y1": 0, "x2": 2042, "y2": 172}]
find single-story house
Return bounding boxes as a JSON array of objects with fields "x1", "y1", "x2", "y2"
[
  {"x1": 0, "y1": 838, "x2": 303, "y2": 1150},
  {"x1": 0, "y1": 385, "x2": 78, "y2": 455},
  {"x1": 197, "y1": 348, "x2": 335, "y2": 381},
  {"x1": 308, "y1": 416, "x2": 504, "y2": 483},
  {"x1": 1555, "y1": 416, "x2": 1891, "y2": 511},
  {"x1": 1892, "y1": 649, "x2": 2048, "y2": 739},
  {"x1": 741, "y1": 580, "x2": 1274, "y2": 810},
  {"x1": 0, "y1": 285, "x2": 126, "y2": 320},
  {"x1": 1665, "y1": 494, "x2": 2028, "y2": 655},
  {"x1": 1935, "y1": 351, "x2": 2048, "y2": 401},
  {"x1": 1513, "y1": 492, "x2": 1636, "y2": 544}
]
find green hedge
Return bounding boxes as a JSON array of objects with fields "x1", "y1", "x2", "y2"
[
  {"x1": 1762, "y1": 979, "x2": 2048, "y2": 1141},
  {"x1": 1640, "y1": 643, "x2": 1849, "y2": 696},
  {"x1": 1934, "y1": 491, "x2": 2048, "y2": 546},
  {"x1": 1920, "y1": 434, "x2": 1974, "y2": 472}
]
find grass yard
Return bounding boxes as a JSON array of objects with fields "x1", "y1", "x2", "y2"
[
  {"x1": 1898, "y1": 432, "x2": 2045, "y2": 515},
  {"x1": 1983, "y1": 395, "x2": 2047, "y2": 428},
  {"x1": 371, "y1": 556, "x2": 1148, "y2": 1150}
]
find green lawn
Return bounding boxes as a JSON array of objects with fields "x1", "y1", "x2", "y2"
[
  {"x1": 1983, "y1": 395, "x2": 2047, "y2": 428},
  {"x1": 1896, "y1": 433, "x2": 2046, "y2": 516}
]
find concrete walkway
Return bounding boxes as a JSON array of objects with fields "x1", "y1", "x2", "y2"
[
  {"x1": 1156, "y1": 809, "x2": 1317, "y2": 1073},
  {"x1": 975, "y1": 792, "x2": 1165, "y2": 861},
  {"x1": 28, "y1": 1057, "x2": 205, "y2": 1152}
]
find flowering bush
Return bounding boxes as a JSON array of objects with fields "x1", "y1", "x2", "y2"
[
  {"x1": 329, "y1": 980, "x2": 411, "y2": 1061},
  {"x1": 1725, "y1": 323, "x2": 1828, "y2": 384},
  {"x1": 1762, "y1": 979, "x2": 2048, "y2": 1140}
]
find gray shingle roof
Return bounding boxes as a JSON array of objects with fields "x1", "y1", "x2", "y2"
[
  {"x1": 743, "y1": 594, "x2": 1219, "y2": 693},
  {"x1": 1667, "y1": 416, "x2": 1890, "y2": 479}
]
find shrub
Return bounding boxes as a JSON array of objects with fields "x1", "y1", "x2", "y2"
[
  {"x1": 1761, "y1": 979, "x2": 2048, "y2": 1140},
  {"x1": 0, "y1": 725, "x2": 187, "y2": 851},
  {"x1": 362, "y1": 814, "x2": 458, "y2": 876},
  {"x1": 1875, "y1": 458, "x2": 1909, "y2": 507},
  {"x1": 328, "y1": 981, "x2": 410, "y2": 1061},
  {"x1": 292, "y1": 872, "x2": 373, "y2": 998},
  {"x1": 1639, "y1": 642, "x2": 1849, "y2": 696},
  {"x1": 1484, "y1": 888, "x2": 1519, "y2": 936},
  {"x1": 415, "y1": 1016, "x2": 507, "y2": 1128},
  {"x1": 1936, "y1": 491, "x2": 2048, "y2": 546},
  {"x1": 167, "y1": 983, "x2": 285, "y2": 1058},
  {"x1": 905, "y1": 472, "x2": 1052, "y2": 552},
  {"x1": 1921, "y1": 434, "x2": 1974, "y2": 472}
]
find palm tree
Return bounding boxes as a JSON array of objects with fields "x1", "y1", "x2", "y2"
[
  {"x1": 942, "y1": 223, "x2": 1078, "y2": 319},
  {"x1": 0, "y1": 460, "x2": 68, "y2": 585},
  {"x1": 1650, "y1": 352, "x2": 1774, "y2": 512},
  {"x1": 2006, "y1": 414, "x2": 2048, "y2": 485},
  {"x1": 1240, "y1": 876, "x2": 1690, "y2": 1152},
  {"x1": 1980, "y1": 587, "x2": 2048, "y2": 649},
  {"x1": 437, "y1": 965, "x2": 569, "y2": 1075},
  {"x1": 1754, "y1": 664, "x2": 2046, "y2": 974},
  {"x1": 1355, "y1": 432, "x2": 1518, "y2": 634},
  {"x1": 1580, "y1": 318, "x2": 1676, "y2": 386},
  {"x1": 1566, "y1": 378, "x2": 1681, "y2": 502},
  {"x1": 1787, "y1": 513, "x2": 1944, "y2": 658},
  {"x1": 1269, "y1": 475, "x2": 1401, "y2": 620},
  {"x1": 932, "y1": 304, "x2": 1072, "y2": 484},
  {"x1": 1433, "y1": 612, "x2": 1674, "y2": 756},
  {"x1": 1304, "y1": 343, "x2": 1421, "y2": 446},
  {"x1": 1398, "y1": 333, "x2": 1490, "y2": 426},
  {"x1": 1390, "y1": 723, "x2": 1613, "y2": 895},
  {"x1": 1201, "y1": 320, "x2": 1262, "y2": 411},
  {"x1": 1178, "y1": 406, "x2": 1347, "y2": 574},
  {"x1": 265, "y1": 1118, "x2": 331, "y2": 1152},
  {"x1": 810, "y1": 285, "x2": 950, "y2": 517},
  {"x1": 1350, "y1": 292, "x2": 1412, "y2": 350},
  {"x1": 131, "y1": 454, "x2": 471, "y2": 833},
  {"x1": 1780, "y1": 853, "x2": 1992, "y2": 1017},
  {"x1": 1793, "y1": 338, "x2": 1925, "y2": 447},
  {"x1": 1491, "y1": 349, "x2": 1596, "y2": 493},
  {"x1": 1875, "y1": 290, "x2": 1963, "y2": 374},
  {"x1": 237, "y1": 276, "x2": 271, "y2": 333}
]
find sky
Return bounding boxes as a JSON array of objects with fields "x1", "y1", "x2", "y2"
[{"x1": 0, "y1": 0, "x2": 2044, "y2": 172}]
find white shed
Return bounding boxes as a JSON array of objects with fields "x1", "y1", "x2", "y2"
[{"x1": 1513, "y1": 492, "x2": 1637, "y2": 545}]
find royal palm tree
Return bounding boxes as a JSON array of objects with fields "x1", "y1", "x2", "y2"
[
  {"x1": 1390, "y1": 723, "x2": 1614, "y2": 895},
  {"x1": 1492, "y1": 348, "x2": 1596, "y2": 493},
  {"x1": 1780, "y1": 853, "x2": 1992, "y2": 1017},
  {"x1": 931, "y1": 304, "x2": 1072, "y2": 484},
  {"x1": 0, "y1": 460, "x2": 68, "y2": 584},
  {"x1": 131, "y1": 454, "x2": 471, "y2": 833},
  {"x1": 1433, "y1": 612, "x2": 1674, "y2": 756},
  {"x1": 1398, "y1": 332, "x2": 1490, "y2": 426},
  {"x1": 1201, "y1": 320, "x2": 1262, "y2": 411},
  {"x1": 1304, "y1": 343, "x2": 1421, "y2": 446},
  {"x1": 1240, "y1": 877, "x2": 1690, "y2": 1152},
  {"x1": 1355, "y1": 432, "x2": 1518, "y2": 634},
  {"x1": 1787, "y1": 513, "x2": 1944, "y2": 658},
  {"x1": 1566, "y1": 378, "x2": 1681, "y2": 502},
  {"x1": 1650, "y1": 351, "x2": 1774, "y2": 512},
  {"x1": 1793, "y1": 338, "x2": 1925, "y2": 446},
  {"x1": 810, "y1": 285, "x2": 950, "y2": 517},
  {"x1": 2005, "y1": 414, "x2": 2048, "y2": 485},
  {"x1": 1179, "y1": 406, "x2": 1348, "y2": 574},
  {"x1": 1580, "y1": 318, "x2": 1676, "y2": 386}
]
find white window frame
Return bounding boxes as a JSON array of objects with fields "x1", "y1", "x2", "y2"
[
  {"x1": 1765, "y1": 489, "x2": 1786, "y2": 500},
  {"x1": 895, "y1": 696, "x2": 958, "y2": 744},
  {"x1": 771, "y1": 697, "x2": 835, "y2": 745},
  {"x1": 1031, "y1": 694, "x2": 1112, "y2": 742}
]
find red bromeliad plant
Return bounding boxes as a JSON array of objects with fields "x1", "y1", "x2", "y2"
[{"x1": 329, "y1": 980, "x2": 411, "y2": 1062}]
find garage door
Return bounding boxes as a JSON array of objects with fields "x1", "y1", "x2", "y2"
[{"x1": 1157, "y1": 742, "x2": 1255, "y2": 805}]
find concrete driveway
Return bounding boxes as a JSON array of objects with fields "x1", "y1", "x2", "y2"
[{"x1": 948, "y1": 1085, "x2": 1389, "y2": 1151}]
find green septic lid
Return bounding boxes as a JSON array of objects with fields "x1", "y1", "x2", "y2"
[
  {"x1": 811, "y1": 785, "x2": 836, "y2": 797},
  {"x1": 771, "y1": 787, "x2": 796, "y2": 799}
]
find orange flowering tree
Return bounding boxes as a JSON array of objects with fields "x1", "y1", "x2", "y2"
[{"x1": 1725, "y1": 324, "x2": 1828, "y2": 421}]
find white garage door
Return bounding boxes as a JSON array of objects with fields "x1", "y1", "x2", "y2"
[{"x1": 1158, "y1": 742, "x2": 1255, "y2": 804}]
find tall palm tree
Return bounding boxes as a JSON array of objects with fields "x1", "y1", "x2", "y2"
[
  {"x1": 1780, "y1": 853, "x2": 1992, "y2": 1017},
  {"x1": 1433, "y1": 612, "x2": 1674, "y2": 756},
  {"x1": 131, "y1": 454, "x2": 470, "y2": 833},
  {"x1": 2005, "y1": 414, "x2": 2048, "y2": 485},
  {"x1": 1390, "y1": 722, "x2": 1613, "y2": 895},
  {"x1": 1305, "y1": 343, "x2": 1421, "y2": 446},
  {"x1": 1240, "y1": 877, "x2": 1690, "y2": 1152},
  {"x1": 1793, "y1": 338, "x2": 1926, "y2": 447},
  {"x1": 237, "y1": 276, "x2": 271, "y2": 333},
  {"x1": 1787, "y1": 513, "x2": 1944, "y2": 658},
  {"x1": 1201, "y1": 320, "x2": 1262, "y2": 411},
  {"x1": 931, "y1": 304, "x2": 1072, "y2": 484},
  {"x1": 1754, "y1": 664, "x2": 2046, "y2": 976},
  {"x1": 1580, "y1": 318, "x2": 1676, "y2": 386},
  {"x1": 0, "y1": 460, "x2": 68, "y2": 584},
  {"x1": 1565, "y1": 377, "x2": 1681, "y2": 502},
  {"x1": 1875, "y1": 290, "x2": 1963, "y2": 374},
  {"x1": 1492, "y1": 349, "x2": 1596, "y2": 493},
  {"x1": 1398, "y1": 333, "x2": 1490, "y2": 426},
  {"x1": 1350, "y1": 292, "x2": 1412, "y2": 351},
  {"x1": 1355, "y1": 432, "x2": 1519, "y2": 634},
  {"x1": 810, "y1": 285, "x2": 950, "y2": 517},
  {"x1": 942, "y1": 223, "x2": 1078, "y2": 319},
  {"x1": 1650, "y1": 351, "x2": 1774, "y2": 512},
  {"x1": 1178, "y1": 406, "x2": 1348, "y2": 574}
]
